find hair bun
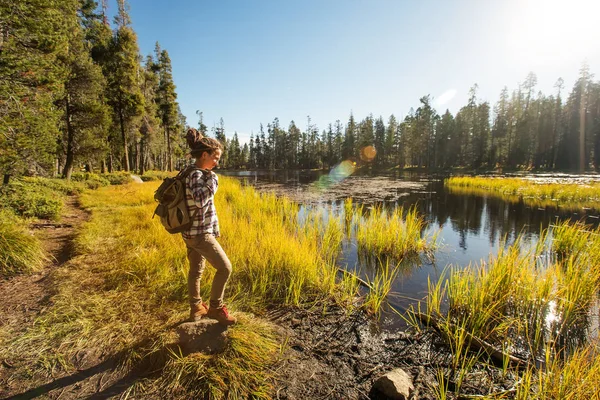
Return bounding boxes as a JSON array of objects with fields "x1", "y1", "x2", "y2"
[{"x1": 186, "y1": 128, "x2": 204, "y2": 149}]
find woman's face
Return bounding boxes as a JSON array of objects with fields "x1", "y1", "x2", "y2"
[{"x1": 199, "y1": 149, "x2": 222, "y2": 170}]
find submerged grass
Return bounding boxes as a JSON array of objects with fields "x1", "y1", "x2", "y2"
[
  {"x1": 446, "y1": 176, "x2": 600, "y2": 211},
  {"x1": 410, "y1": 220, "x2": 600, "y2": 398}
]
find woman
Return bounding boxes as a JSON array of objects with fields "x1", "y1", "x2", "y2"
[{"x1": 183, "y1": 128, "x2": 236, "y2": 325}]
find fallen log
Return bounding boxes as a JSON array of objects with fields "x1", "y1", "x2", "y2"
[
  {"x1": 412, "y1": 311, "x2": 528, "y2": 369},
  {"x1": 336, "y1": 267, "x2": 372, "y2": 290}
]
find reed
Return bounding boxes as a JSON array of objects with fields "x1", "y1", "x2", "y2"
[
  {"x1": 411, "y1": 221, "x2": 600, "y2": 398},
  {"x1": 363, "y1": 258, "x2": 400, "y2": 315},
  {"x1": 355, "y1": 205, "x2": 434, "y2": 261},
  {"x1": 515, "y1": 342, "x2": 600, "y2": 399},
  {"x1": 446, "y1": 176, "x2": 600, "y2": 211}
]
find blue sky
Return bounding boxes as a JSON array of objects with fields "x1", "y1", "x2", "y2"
[{"x1": 113, "y1": 0, "x2": 600, "y2": 143}]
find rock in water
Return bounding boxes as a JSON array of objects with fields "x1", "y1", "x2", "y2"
[
  {"x1": 370, "y1": 368, "x2": 414, "y2": 400},
  {"x1": 176, "y1": 319, "x2": 229, "y2": 354}
]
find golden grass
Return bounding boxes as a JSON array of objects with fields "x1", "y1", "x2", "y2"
[
  {"x1": 446, "y1": 176, "x2": 600, "y2": 211},
  {"x1": 355, "y1": 205, "x2": 436, "y2": 262},
  {"x1": 411, "y1": 220, "x2": 600, "y2": 398},
  {"x1": 0, "y1": 209, "x2": 47, "y2": 277},
  {"x1": 1, "y1": 177, "x2": 364, "y2": 398},
  {"x1": 0, "y1": 174, "x2": 439, "y2": 398}
]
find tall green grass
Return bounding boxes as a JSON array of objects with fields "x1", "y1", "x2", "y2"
[
  {"x1": 446, "y1": 176, "x2": 600, "y2": 211},
  {"x1": 1, "y1": 174, "x2": 439, "y2": 397}
]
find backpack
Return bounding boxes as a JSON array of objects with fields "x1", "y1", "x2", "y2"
[{"x1": 153, "y1": 166, "x2": 205, "y2": 234}]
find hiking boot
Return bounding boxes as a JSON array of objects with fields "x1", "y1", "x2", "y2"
[
  {"x1": 189, "y1": 302, "x2": 208, "y2": 322},
  {"x1": 206, "y1": 305, "x2": 237, "y2": 325}
]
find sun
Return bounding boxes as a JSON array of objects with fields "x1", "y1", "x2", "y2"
[{"x1": 506, "y1": 0, "x2": 600, "y2": 67}]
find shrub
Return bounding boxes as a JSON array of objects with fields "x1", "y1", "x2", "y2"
[
  {"x1": 22, "y1": 177, "x2": 83, "y2": 195},
  {"x1": 140, "y1": 170, "x2": 174, "y2": 182},
  {"x1": 0, "y1": 180, "x2": 63, "y2": 220},
  {"x1": 70, "y1": 172, "x2": 110, "y2": 189},
  {"x1": 103, "y1": 171, "x2": 134, "y2": 185}
]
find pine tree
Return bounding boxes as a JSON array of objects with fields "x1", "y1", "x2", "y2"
[
  {"x1": 374, "y1": 116, "x2": 385, "y2": 167},
  {"x1": 213, "y1": 117, "x2": 227, "y2": 166},
  {"x1": 0, "y1": 0, "x2": 70, "y2": 182},
  {"x1": 155, "y1": 45, "x2": 180, "y2": 171},
  {"x1": 491, "y1": 87, "x2": 509, "y2": 167},
  {"x1": 384, "y1": 115, "x2": 397, "y2": 166},
  {"x1": 58, "y1": 1, "x2": 110, "y2": 179},
  {"x1": 288, "y1": 121, "x2": 301, "y2": 168},
  {"x1": 435, "y1": 110, "x2": 456, "y2": 168},
  {"x1": 138, "y1": 55, "x2": 161, "y2": 174},
  {"x1": 342, "y1": 113, "x2": 356, "y2": 160},
  {"x1": 104, "y1": 0, "x2": 144, "y2": 172}
]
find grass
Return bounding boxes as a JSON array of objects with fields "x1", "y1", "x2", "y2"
[
  {"x1": 515, "y1": 342, "x2": 600, "y2": 399},
  {"x1": 446, "y1": 176, "x2": 600, "y2": 211},
  {"x1": 409, "y1": 220, "x2": 600, "y2": 398},
  {"x1": 1, "y1": 176, "x2": 365, "y2": 398},
  {"x1": 355, "y1": 205, "x2": 436, "y2": 262},
  {"x1": 0, "y1": 209, "x2": 47, "y2": 277},
  {"x1": 1, "y1": 173, "x2": 439, "y2": 398}
]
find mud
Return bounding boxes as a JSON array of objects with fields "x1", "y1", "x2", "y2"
[
  {"x1": 248, "y1": 176, "x2": 427, "y2": 204},
  {"x1": 268, "y1": 305, "x2": 518, "y2": 400}
]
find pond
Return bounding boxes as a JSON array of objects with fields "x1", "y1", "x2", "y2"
[{"x1": 219, "y1": 169, "x2": 600, "y2": 336}]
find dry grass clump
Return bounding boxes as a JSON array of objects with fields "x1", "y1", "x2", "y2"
[{"x1": 0, "y1": 209, "x2": 47, "y2": 277}]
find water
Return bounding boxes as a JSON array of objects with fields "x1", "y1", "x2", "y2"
[{"x1": 219, "y1": 169, "x2": 600, "y2": 333}]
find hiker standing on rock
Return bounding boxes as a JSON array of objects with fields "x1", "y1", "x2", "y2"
[{"x1": 182, "y1": 128, "x2": 236, "y2": 325}]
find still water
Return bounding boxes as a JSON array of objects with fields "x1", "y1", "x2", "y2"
[{"x1": 220, "y1": 169, "x2": 600, "y2": 331}]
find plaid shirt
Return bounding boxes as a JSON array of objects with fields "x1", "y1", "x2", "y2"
[{"x1": 182, "y1": 169, "x2": 220, "y2": 239}]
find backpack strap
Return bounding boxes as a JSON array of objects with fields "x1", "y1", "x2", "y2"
[{"x1": 180, "y1": 166, "x2": 212, "y2": 182}]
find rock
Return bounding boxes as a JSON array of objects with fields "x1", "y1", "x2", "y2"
[
  {"x1": 370, "y1": 368, "x2": 414, "y2": 400},
  {"x1": 176, "y1": 319, "x2": 229, "y2": 354}
]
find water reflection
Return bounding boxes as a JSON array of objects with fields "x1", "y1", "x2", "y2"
[{"x1": 220, "y1": 170, "x2": 600, "y2": 337}]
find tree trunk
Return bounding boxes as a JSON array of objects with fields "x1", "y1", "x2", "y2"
[
  {"x1": 119, "y1": 108, "x2": 130, "y2": 171},
  {"x1": 579, "y1": 88, "x2": 586, "y2": 173},
  {"x1": 62, "y1": 95, "x2": 75, "y2": 181},
  {"x1": 166, "y1": 126, "x2": 173, "y2": 171},
  {"x1": 139, "y1": 139, "x2": 145, "y2": 175},
  {"x1": 101, "y1": 159, "x2": 107, "y2": 174}
]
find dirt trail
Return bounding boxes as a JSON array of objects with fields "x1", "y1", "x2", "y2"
[{"x1": 0, "y1": 196, "x2": 89, "y2": 398}]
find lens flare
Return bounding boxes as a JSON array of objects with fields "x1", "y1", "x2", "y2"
[
  {"x1": 311, "y1": 159, "x2": 357, "y2": 192},
  {"x1": 360, "y1": 146, "x2": 377, "y2": 162}
]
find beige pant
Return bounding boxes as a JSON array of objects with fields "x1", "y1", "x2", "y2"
[{"x1": 183, "y1": 234, "x2": 232, "y2": 309}]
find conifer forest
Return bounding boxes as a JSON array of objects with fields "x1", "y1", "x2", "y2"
[{"x1": 2, "y1": 0, "x2": 600, "y2": 182}]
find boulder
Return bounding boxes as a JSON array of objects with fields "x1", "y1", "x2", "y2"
[
  {"x1": 176, "y1": 319, "x2": 229, "y2": 354},
  {"x1": 370, "y1": 368, "x2": 414, "y2": 400}
]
